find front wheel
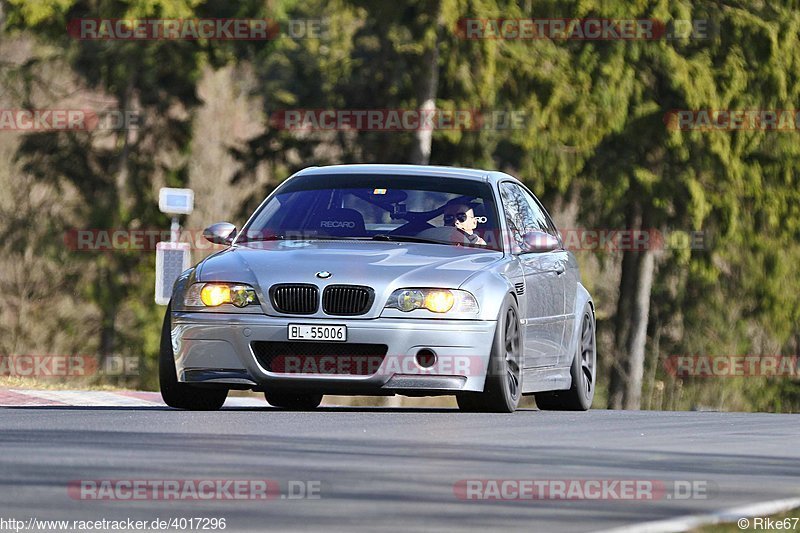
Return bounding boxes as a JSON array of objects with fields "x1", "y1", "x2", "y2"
[
  {"x1": 264, "y1": 391, "x2": 323, "y2": 410},
  {"x1": 457, "y1": 294, "x2": 522, "y2": 413},
  {"x1": 159, "y1": 304, "x2": 228, "y2": 411},
  {"x1": 535, "y1": 304, "x2": 596, "y2": 411}
]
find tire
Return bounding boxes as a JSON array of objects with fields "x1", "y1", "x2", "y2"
[
  {"x1": 264, "y1": 391, "x2": 323, "y2": 410},
  {"x1": 457, "y1": 294, "x2": 522, "y2": 413},
  {"x1": 535, "y1": 304, "x2": 596, "y2": 411},
  {"x1": 159, "y1": 304, "x2": 228, "y2": 411}
]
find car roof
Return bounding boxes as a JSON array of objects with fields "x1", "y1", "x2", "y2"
[{"x1": 293, "y1": 164, "x2": 519, "y2": 185}]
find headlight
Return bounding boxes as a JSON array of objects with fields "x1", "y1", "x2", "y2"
[
  {"x1": 201, "y1": 284, "x2": 230, "y2": 306},
  {"x1": 385, "y1": 289, "x2": 479, "y2": 314},
  {"x1": 184, "y1": 283, "x2": 259, "y2": 308}
]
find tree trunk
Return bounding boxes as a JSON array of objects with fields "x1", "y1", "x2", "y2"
[
  {"x1": 644, "y1": 316, "x2": 662, "y2": 410},
  {"x1": 409, "y1": 36, "x2": 439, "y2": 165},
  {"x1": 622, "y1": 249, "x2": 654, "y2": 408},
  {"x1": 607, "y1": 203, "x2": 655, "y2": 410},
  {"x1": 608, "y1": 207, "x2": 637, "y2": 409},
  {"x1": 98, "y1": 81, "x2": 134, "y2": 371},
  {"x1": 98, "y1": 264, "x2": 117, "y2": 359}
]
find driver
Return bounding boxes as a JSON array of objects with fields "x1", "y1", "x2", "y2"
[{"x1": 443, "y1": 203, "x2": 487, "y2": 245}]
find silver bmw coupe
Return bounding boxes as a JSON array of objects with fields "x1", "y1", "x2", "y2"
[{"x1": 160, "y1": 164, "x2": 596, "y2": 412}]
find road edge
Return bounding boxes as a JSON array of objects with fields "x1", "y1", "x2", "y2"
[{"x1": 593, "y1": 497, "x2": 800, "y2": 533}]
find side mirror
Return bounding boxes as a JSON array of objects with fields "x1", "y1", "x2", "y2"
[
  {"x1": 521, "y1": 230, "x2": 560, "y2": 253},
  {"x1": 203, "y1": 222, "x2": 237, "y2": 245}
]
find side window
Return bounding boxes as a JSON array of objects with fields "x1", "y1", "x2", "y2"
[
  {"x1": 499, "y1": 182, "x2": 536, "y2": 251},
  {"x1": 542, "y1": 211, "x2": 561, "y2": 241},
  {"x1": 519, "y1": 187, "x2": 560, "y2": 241},
  {"x1": 514, "y1": 187, "x2": 547, "y2": 235}
]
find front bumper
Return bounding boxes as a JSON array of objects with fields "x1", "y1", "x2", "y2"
[{"x1": 171, "y1": 312, "x2": 497, "y2": 394}]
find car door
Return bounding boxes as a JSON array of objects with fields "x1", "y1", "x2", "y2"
[
  {"x1": 499, "y1": 182, "x2": 565, "y2": 368},
  {"x1": 524, "y1": 189, "x2": 576, "y2": 366}
]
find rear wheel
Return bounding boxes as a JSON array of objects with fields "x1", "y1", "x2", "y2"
[
  {"x1": 457, "y1": 295, "x2": 522, "y2": 413},
  {"x1": 159, "y1": 304, "x2": 228, "y2": 411},
  {"x1": 535, "y1": 304, "x2": 595, "y2": 411},
  {"x1": 264, "y1": 391, "x2": 323, "y2": 410}
]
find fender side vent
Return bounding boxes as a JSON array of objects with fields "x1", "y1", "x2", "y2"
[{"x1": 514, "y1": 282, "x2": 525, "y2": 295}]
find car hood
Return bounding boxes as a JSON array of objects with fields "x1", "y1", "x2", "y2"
[{"x1": 197, "y1": 241, "x2": 503, "y2": 317}]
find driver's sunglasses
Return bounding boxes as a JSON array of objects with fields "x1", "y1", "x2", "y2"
[{"x1": 444, "y1": 212, "x2": 470, "y2": 224}]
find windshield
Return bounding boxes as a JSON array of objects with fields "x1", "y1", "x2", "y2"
[{"x1": 238, "y1": 174, "x2": 503, "y2": 251}]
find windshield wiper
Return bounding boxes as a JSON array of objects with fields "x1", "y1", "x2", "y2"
[
  {"x1": 238, "y1": 234, "x2": 373, "y2": 243},
  {"x1": 304, "y1": 235, "x2": 372, "y2": 241},
  {"x1": 371, "y1": 234, "x2": 446, "y2": 245},
  {"x1": 372, "y1": 233, "x2": 492, "y2": 248},
  {"x1": 236, "y1": 234, "x2": 286, "y2": 243},
  {"x1": 240, "y1": 233, "x2": 447, "y2": 245}
]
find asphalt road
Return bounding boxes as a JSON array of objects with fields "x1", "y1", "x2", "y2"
[{"x1": 0, "y1": 406, "x2": 798, "y2": 532}]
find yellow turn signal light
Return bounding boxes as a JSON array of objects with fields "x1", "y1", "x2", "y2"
[
  {"x1": 200, "y1": 284, "x2": 231, "y2": 307},
  {"x1": 387, "y1": 288, "x2": 477, "y2": 314},
  {"x1": 423, "y1": 290, "x2": 455, "y2": 313}
]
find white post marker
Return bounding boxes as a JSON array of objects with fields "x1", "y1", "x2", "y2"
[
  {"x1": 155, "y1": 188, "x2": 194, "y2": 305},
  {"x1": 158, "y1": 187, "x2": 194, "y2": 216}
]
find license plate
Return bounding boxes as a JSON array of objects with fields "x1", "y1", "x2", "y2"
[{"x1": 288, "y1": 324, "x2": 347, "y2": 342}]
